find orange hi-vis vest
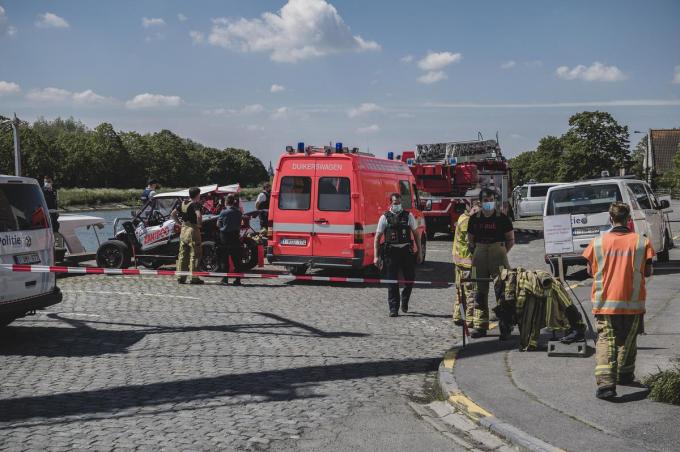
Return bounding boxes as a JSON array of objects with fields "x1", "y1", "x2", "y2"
[{"x1": 583, "y1": 231, "x2": 654, "y2": 315}]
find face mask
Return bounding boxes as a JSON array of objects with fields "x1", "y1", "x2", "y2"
[
  {"x1": 482, "y1": 201, "x2": 495, "y2": 212},
  {"x1": 390, "y1": 204, "x2": 403, "y2": 214},
  {"x1": 44, "y1": 182, "x2": 52, "y2": 189}
]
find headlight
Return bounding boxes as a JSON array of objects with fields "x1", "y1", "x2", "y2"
[{"x1": 425, "y1": 199, "x2": 432, "y2": 211}]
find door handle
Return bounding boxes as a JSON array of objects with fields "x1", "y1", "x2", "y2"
[{"x1": 315, "y1": 219, "x2": 328, "y2": 224}]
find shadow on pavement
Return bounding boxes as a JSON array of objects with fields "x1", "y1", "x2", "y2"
[
  {"x1": 610, "y1": 388, "x2": 651, "y2": 404},
  {"x1": 0, "y1": 312, "x2": 368, "y2": 357},
  {"x1": 0, "y1": 356, "x2": 441, "y2": 423}
]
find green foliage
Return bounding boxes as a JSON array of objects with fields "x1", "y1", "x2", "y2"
[
  {"x1": 659, "y1": 143, "x2": 680, "y2": 190},
  {"x1": 0, "y1": 117, "x2": 269, "y2": 189},
  {"x1": 642, "y1": 366, "x2": 680, "y2": 405},
  {"x1": 509, "y1": 111, "x2": 631, "y2": 184}
]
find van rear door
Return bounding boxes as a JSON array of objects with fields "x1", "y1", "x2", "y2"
[
  {"x1": 275, "y1": 170, "x2": 314, "y2": 257},
  {"x1": 312, "y1": 174, "x2": 354, "y2": 259}
]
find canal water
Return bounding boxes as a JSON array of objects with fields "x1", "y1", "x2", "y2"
[{"x1": 70, "y1": 201, "x2": 258, "y2": 252}]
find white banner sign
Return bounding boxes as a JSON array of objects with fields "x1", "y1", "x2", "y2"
[{"x1": 544, "y1": 214, "x2": 574, "y2": 254}]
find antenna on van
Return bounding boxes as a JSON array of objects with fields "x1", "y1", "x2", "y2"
[{"x1": 496, "y1": 131, "x2": 500, "y2": 146}]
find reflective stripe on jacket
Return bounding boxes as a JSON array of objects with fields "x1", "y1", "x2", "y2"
[
  {"x1": 452, "y1": 213, "x2": 472, "y2": 268},
  {"x1": 590, "y1": 232, "x2": 648, "y2": 315}
]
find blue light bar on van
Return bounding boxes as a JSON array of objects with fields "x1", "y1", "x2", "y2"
[
  {"x1": 406, "y1": 158, "x2": 415, "y2": 166},
  {"x1": 448, "y1": 157, "x2": 458, "y2": 166},
  {"x1": 387, "y1": 152, "x2": 394, "y2": 160},
  {"x1": 336, "y1": 142, "x2": 342, "y2": 152},
  {"x1": 297, "y1": 142, "x2": 305, "y2": 153}
]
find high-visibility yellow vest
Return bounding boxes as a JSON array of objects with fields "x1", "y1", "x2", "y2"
[
  {"x1": 589, "y1": 232, "x2": 649, "y2": 315},
  {"x1": 452, "y1": 212, "x2": 472, "y2": 268}
]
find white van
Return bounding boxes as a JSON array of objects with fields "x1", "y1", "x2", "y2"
[
  {"x1": 0, "y1": 175, "x2": 62, "y2": 326},
  {"x1": 543, "y1": 177, "x2": 673, "y2": 275},
  {"x1": 515, "y1": 182, "x2": 563, "y2": 218}
]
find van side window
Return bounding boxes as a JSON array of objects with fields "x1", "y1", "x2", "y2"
[
  {"x1": 279, "y1": 176, "x2": 312, "y2": 210},
  {"x1": 629, "y1": 183, "x2": 652, "y2": 210},
  {"x1": 0, "y1": 184, "x2": 50, "y2": 232},
  {"x1": 412, "y1": 183, "x2": 421, "y2": 210},
  {"x1": 520, "y1": 187, "x2": 528, "y2": 198},
  {"x1": 399, "y1": 180, "x2": 412, "y2": 209},
  {"x1": 643, "y1": 183, "x2": 660, "y2": 209},
  {"x1": 318, "y1": 177, "x2": 351, "y2": 211}
]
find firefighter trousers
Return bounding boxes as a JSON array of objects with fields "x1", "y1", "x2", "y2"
[
  {"x1": 471, "y1": 243, "x2": 510, "y2": 330},
  {"x1": 595, "y1": 314, "x2": 641, "y2": 388},
  {"x1": 177, "y1": 224, "x2": 202, "y2": 282},
  {"x1": 453, "y1": 265, "x2": 476, "y2": 327},
  {"x1": 385, "y1": 245, "x2": 415, "y2": 313}
]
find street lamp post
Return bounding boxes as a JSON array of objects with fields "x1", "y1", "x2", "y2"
[{"x1": 1, "y1": 113, "x2": 21, "y2": 176}]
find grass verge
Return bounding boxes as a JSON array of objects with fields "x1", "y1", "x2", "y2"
[{"x1": 642, "y1": 366, "x2": 680, "y2": 405}]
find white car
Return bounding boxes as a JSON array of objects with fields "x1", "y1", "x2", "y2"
[
  {"x1": 515, "y1": 182, "x2": 563, "y2": 218},
  {"x1": 0, "y1": 174, "x2": 62, "y2": 326},
  {"x1": 543, "y1": 177, "x2": 674, "y2": 275}
]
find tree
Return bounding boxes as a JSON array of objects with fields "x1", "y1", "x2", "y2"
[
  {"x1": 629, "y1": 135, "x2": 647, "y2": 180},
  {"x1": 557, "y1": 111, "x2": 629, "y2": 181},
  {"x1": 509, "y1": 150, "x2": 537, "y2": 186},
  {"x1": 529, "y1": 136, "x2": 563, "y2": 182},
  {"x1": 660, "y1": 143, "x2": 680, "y2": 190}
]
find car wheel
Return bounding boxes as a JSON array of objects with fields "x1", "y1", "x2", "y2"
[
  {"x1": 199, "y1": 241, "x2": 219, "y2": 272},
  {"x1": 96, "y1": 240, "x2": 131, "y2": 269},
  {"x1": 427, "y1": 230, "x2": 435, "y2": 240},
  {"x1": 240, "y1": 238, "x2": 260, "y2": 271}
]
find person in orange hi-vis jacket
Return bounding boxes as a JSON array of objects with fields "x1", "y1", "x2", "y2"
[{"x1": 583, "y1": 202, "x2": 654, "y2": 400}]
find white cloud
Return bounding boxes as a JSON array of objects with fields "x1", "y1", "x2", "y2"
[
  {"x1": 0, "y1": 81, "x2": 21, "y2": 95},
  {"x1": 347, "y1": 102, "x2": 382, "y2": 118},
  {"x1": 673, "y1": 65, "x2": 680, "y2": 84},
  {"x1": 178, "y1": 13, "x2": 188, "y2": 22},
  {"x1": 142, "y1": 17, "x2": 165, "y2": 28},
  {"x1": 425, "y1": 99, "x2": 680, "y2": 108},
  {"x1": 556, "y1": 62, "x2": 627, "y2": 82},
  {"x1": 206, "y1": 0, "x2": 380, "y2": 63},
  {"x1": 125, "y1": 93, "x2": 182, "y2": 109},
  {"x1": 202, "y1": 104, "x2": 266, "y2": 116},
  {"x1": 0, "y1": 6, "x2": 15, "y2": 36},
  {"x1": 356, "y1": 124, "x2": 379, "y2": 134},
  {"x1": 400, "y1": 54, "x2": 413, "y2": 63},
  {"x1": 35, "y1": 12, "x2": 69, "y2": 29},
  {"x1": 270, "y1": 84, "x2": 285, "y2": 93},
  {"x1": 189, "y1": 31, "x2": 205, "y2": 44},
  {"x1": 26, "y1": 87, "x2": 72, "y2": 102},
  {"x1": 417, "y1": 71, "x2": 447, "y2": 84},
  {"x1": 271, "y1": 106, "x2": 290, "y2": 119},
  {"x1": 241, "y1": 104, "x2": 265, "y2": 115},
  {"x1": 417, "y1": 51, "x2": 462, "y2": 71},
  {"x1": 501, "y1": 60, "x2": 516, "y2": 69},
  {"x1": 26, "y1": 87, "x2": 113, "y2": 104}
]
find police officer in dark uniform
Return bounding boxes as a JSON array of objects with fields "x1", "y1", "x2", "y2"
[
  {"x1": 373, "y1": 193, "x2": 422, "y2": 317},
  {"x1": 42, "y1": 175, "x2": 59, "y2": 232},
  {"x1": 255, "y1": 183, "x2": 271, "y2": 232},
  {"x1": 217, "y1": 194, "x2": 243, "y2": 286}
]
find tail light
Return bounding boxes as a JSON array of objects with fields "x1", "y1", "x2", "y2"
[
  {"x1": 266, "y1": 219, "x2": 273, "y2": 239},
  {"x1": 354, "y1": 223, "x2": 364, "y2": 244},
  {"x1": 627, "y1": 217, "x2": 635, "y2": 232}
]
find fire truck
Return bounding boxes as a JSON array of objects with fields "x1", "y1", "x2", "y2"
[{"x1": 398, "y1": 137, "x2": 512, "y2": 238}]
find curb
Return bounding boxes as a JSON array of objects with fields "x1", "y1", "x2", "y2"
[{"x1": 438, "y1": 345, "x2": 563, "y2": 452}]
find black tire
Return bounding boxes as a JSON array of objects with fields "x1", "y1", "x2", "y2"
[
  {"x1": 199, "y1": 241, "x2": 219, "y2": 272},
  {"x1": 427, "y1": 230, "x2": 435, "y2": 240},
  {"x1": 657, "y1": 232, "x2": 670, "y2": 263},
  {"x1": 286, "y1": 265, "x2": 308, "y2": 276},
  {"x1": 240, "y1": 238, "x2": 260, "y2": 271},
  {"x1": 96, "y1": 240, "x2": 131, "y2": 269}
]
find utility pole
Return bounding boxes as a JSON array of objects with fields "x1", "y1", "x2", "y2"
[{"x1": 1, "y1": 113, "x2": 21, "y2": 176}]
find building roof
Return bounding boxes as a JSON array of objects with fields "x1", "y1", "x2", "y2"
[{"x1": 650, "y1": 129, "x2": 680, "y2": 174}]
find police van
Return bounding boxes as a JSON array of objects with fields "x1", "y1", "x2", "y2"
[
  {"x1": 543, "y1": 177, "x2": 674, "y2": 275},
  {"x1": 267, "y1": 143, "x2": 427, "y2": 275},
  {"x1": 0, "y1": 175, "x2": 62, "y2": 326}
]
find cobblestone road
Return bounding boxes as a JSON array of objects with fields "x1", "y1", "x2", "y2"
[{"x1": 0, "y1": 241, "x2": 461, "y2": 450}]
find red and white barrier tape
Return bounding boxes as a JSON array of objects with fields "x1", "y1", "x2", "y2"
[{"x1": 0, "y1": 264, "x2": 453, "y2": 286}]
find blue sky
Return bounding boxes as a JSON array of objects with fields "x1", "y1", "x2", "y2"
[{"x1": 1, "y1": 0, "x2": 679, "y2": 165}]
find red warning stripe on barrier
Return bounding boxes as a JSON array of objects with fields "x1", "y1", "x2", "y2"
[{"x1": 0, "y1": 264, "x2": 453, "y2": 286}]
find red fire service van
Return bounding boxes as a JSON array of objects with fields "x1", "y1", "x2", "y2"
[{"x1": 267, "y1": 143, "x2": 427, "y2": 275}]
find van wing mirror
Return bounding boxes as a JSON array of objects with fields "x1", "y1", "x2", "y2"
[{"x1": 659, "y1": 199, "x2": 670, "y2": 210}]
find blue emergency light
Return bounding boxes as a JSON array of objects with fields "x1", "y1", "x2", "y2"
[
  {"x1": 448, "y1": 157, "x2": 457, "y2": 166},
  {"x1": 297, "y1": 142, "x2": 305, "y2": 153},
  {"x1": 336, "y1": 142, "x2": 343, "y2": 152},
  {"x1": 387, "y1": 151, "x2": 394, "y2": 160},
  {"x1": 407, "y1": 158, "x2": 414, "y2": 166}
]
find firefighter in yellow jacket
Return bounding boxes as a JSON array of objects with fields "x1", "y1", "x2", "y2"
[
  {"x1": 583, "y1": 202, "x2": 654, "y2": 400},
  {"x1": 453, "y1": 201, "x2": 479, "y2": 328}
]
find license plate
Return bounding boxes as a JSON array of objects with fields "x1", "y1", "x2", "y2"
[
  {"x1": 280, "y1": 238, "x2": 307, "y2": 246},
  {"x1": 572, "y1": 226, "x2": 600, "y2": 236},
  {"x1": 14, "y1": 252, "x2": 40, "y2": 265}
]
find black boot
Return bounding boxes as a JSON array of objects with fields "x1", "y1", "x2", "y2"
[
  {"x1": 401, "y1": 299, "x2": 409, "y2": 313},
  {"x1": 596, "y1": 386, "x2": 616, "y2": 400},
  {"x1": 560, "y1": 326, "x2": 585, "y2": 344}
]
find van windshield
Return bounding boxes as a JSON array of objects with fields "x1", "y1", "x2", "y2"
[
  {"x1": 279, "y1": 176, "x2": 311, "y2": 210},
  {"x1": 545, "y1": 183, "x2": 622, "y2": 216},
  {"x1": 0, "y1": 183, "x2": 50, "y2": 232},
  {"x1": 529, "y1": 185, "x2": 554, "y2": 197}
]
